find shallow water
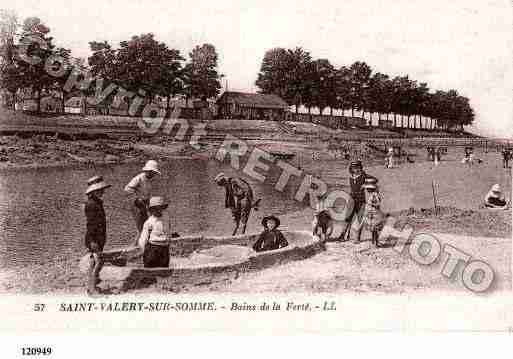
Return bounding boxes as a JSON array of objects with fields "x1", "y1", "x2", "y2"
[{"x1": 0, "y1": 159, "x2": 305, "y2": 271}]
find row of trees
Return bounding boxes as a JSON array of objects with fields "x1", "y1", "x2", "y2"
[
  {"x1": 256, "y1": 47, "x2": 474, "y2": 130},
  {"x1": 0, "y1": 13, "x2": 70, "y2": 112},
  {"x1": 0, "y1": 11, "x2": 474, "y2": 130},
  {"x1": 0, "y1": 11, "x2": 223, "y2": 114}
]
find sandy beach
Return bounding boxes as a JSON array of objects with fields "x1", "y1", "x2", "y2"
[
  {"x1": 1, "y1": 112, "x2": 511, "y2": 296},
  {"x1": 0, "y1": 150, "x2": 509, "y2": 295},
  {"x1": 0, "y1": 204, "x2": 509, "y2": 295}
]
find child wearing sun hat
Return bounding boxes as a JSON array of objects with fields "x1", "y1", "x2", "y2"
[
  {"x1": 138, "y1": 196, "x2": 175, "y2": 268},
  {"x1": 83, "y1": 175, "x2": 111, "y2": 295},
  {"x1": 484, "y1": 184, "x2": 507, "y2": 209},
  {"x1": 252, "y1": 215, "x2": 288, "y2": 252}
]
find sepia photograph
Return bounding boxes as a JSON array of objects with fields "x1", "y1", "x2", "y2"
[{"x1": 0, "y1": 0, "x2": 512, "y2": 337}]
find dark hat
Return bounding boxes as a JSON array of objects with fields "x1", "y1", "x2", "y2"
[
  {"x1": 364, "y1": 177, "x2": 378, "y2": 185},
  {"x1": 362, "y1": 177, "x2": 379, "y2": 190},
  {"x1": 262, "y1": 215, "x2": 280, "y2": 228},
  {"x1": 349, "y1": 160, "x2": 363, "y2": 174},
  {"x1": 349, "y1": 160, "x2": 363, "y2": 168}
]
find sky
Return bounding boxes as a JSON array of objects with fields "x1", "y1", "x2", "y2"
[{"x1": 6, "y1": 0, "x2": 513, "y2": 138}]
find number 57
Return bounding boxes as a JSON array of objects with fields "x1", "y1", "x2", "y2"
[{"x1": 34, "y1": 303, "x2": 45, "y2": 312}]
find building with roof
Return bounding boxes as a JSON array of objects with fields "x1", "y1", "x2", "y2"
[
  {"x1": 64, "y1": 96, "x2": 85, "y2": 114},
  {"x1": 216, "y1": 91, "x2": 289, "y2": 120},
  {"x1": 16, "y1": 96, "x2": 63, "y2": 113}
]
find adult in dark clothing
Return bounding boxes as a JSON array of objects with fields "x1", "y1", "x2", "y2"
[
  {"x1": 349, "y1": 161, "x2": 378, "y2": 213},
  {"x1": 253, "y1": 216, "x2": 288, "y2": 252},
  {"x1": 427, "y1": 147, "x2": 435, "y2": 161},
  {"x1": 340, "y1": 160, "x2": 378, "y2": 240},
  {"x1": 215, "y1": 173, "x2": 261, "y2": 235},
  {"x1": 502, "y1": 149, "x2": 510, "y2": 168},
  {"x1": 84, "y1": 175, "x2": 111, "y2": 295}
]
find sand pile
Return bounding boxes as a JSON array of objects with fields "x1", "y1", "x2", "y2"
[{"x1": 396, "y1": 206, "x2": 511, "y2": 238}]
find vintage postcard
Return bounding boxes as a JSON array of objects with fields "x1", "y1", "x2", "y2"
[{"x1": 0, "y1": 0, "x2": 512, "y2": 342}]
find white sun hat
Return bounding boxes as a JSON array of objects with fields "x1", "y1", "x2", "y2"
[
  {"x1": 489, "y1": 184, "x2": 502, "y2": 198},
  {"x1": 85, "y1": 175, "x2": 111, "y2": 194},
  {"x1": 142, "y1": 160, "x2": 161, "y2": 175},
  {"x1": 148, "y1": 196, "x2": 168, "y2": 209},
  {"x1": 491, "y1": 184, "x2": 502, "y2": 193}
]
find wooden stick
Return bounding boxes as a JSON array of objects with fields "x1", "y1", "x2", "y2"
[{"x1": 432, "y1": 179, "x2": 438, "y2": 214}]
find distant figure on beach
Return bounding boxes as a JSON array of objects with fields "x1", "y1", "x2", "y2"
[
  {"x1": 310, "y1": 182, "x2": 334, "y2": 241},
  {"x1": 386, "y1": 147, "x2": 394, "y2": 168},
  {"x1": 461, "y1": 147, "x2": 474, "y2": 166},
  {"x1": 484, "y1": 184, "x2": 508, "y2": 209},
  {"x1": 342, "y1": 147, "x2": 350, "y2": 160},
  {"x1": 341, "y1": 160, "x2": 377, "y2": 241},
  {"x1": 83, "y1": 175, "x2": 111, "y2": 295},
  {"x1": 138, "y1": 197, "x2": 176, "y2": 268},
  {"x1": 124, "y1": 160, "x2": 161, "y2": 243},
  {"x1": 427, "y1": 147, "x2": 432, "y2": 160},
  {"x1": 360, "y1": 179, "x2": 385, "y2": 246},
  {"x1": 215, "y1": 173, "x2": 261, "y2": 235},
  {"x1": 502, "y1": 148, "x2": 510, "y2": 168},
  {"x1": 252, "y1": 215, "x2": 288, "y2": 252},
  {"x1": 434, "y1": 147, "x2": 442, "y2": 166}
]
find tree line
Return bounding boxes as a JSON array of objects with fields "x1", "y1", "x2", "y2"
[
  {"x1": 256, "y1": 47, "x2": 474, "y2": 130},
  {"x1": 0, "y1": 11, "x2": 222, "y2": 115},
  {"x1": 0, "y1": 11, "x2": 475, "y2": 131}
]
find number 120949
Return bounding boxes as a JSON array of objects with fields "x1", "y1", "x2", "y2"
[{"x1": 21, "y1": 347, "x2": 52, "y2": 356}]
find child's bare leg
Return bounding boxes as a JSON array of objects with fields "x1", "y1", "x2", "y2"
[
  {"x1": 232, "y1": 221, "x2": 240, "y2": 236},
  {"x1": 86, "y1": 253, "x2": 98, "y2": 294},
  {"x1": 326, "y1": 224, "x2": 333, "y2": 240},
  {"x1": 312, "y1": 218, "x2": 319, "y2": 235},
  {"x1": 92, "y1": 253, "x2": 103, "y2": 284}
]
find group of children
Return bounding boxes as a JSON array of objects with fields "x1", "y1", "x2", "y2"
[
  {"x1": 83, "y1": 160, "x2": 179, "y2": 294},
  {"x1": 312, "y1": 160, "x2": 384, "y2": 245},
  {"x1": 83, "y1": 160, "x2": 291, "y2": 294},
  {"x1": 84, "y1": 148, "x2": 509, "y2": 294}
]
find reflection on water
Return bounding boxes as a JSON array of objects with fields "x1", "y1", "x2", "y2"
[{"x1": 0, "y1": 159, "x2": 305, "y2": 270}]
